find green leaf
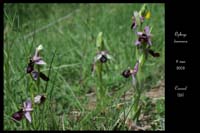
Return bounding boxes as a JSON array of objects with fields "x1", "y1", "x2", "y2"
[
  {"x1": 139, "y1": 54, "x2": 145, "y2": 68},
  {"x1": 96, "y1": 32, "x2": 103, "y2": 49},
  {"x1": 139, "y1": 4, "x2": 148, "y2": 17}
]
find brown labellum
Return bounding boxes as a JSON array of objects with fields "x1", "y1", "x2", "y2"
[
  {"x1": 39, "y1": 72, "x2": 49, "y2": 81},
  {"x1": 122, "y1": 69, "x2": 131, "y2": 78},
  {"x1": 148, "y1": 49, "x2": 160, "y2": 57},
  {"x1": 12, "y1": 109, "x2": 24, "y2": 122}
]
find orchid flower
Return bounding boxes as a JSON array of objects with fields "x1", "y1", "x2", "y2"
[
  {"x1": 94, "y1": 50, "x2": 112, "y2": 63},
  {"x1": 135, "y1": 26, "x2": 152, "y2": 46},
  {"x1": 12, "y1": 99, "x2": 33, "y2": 123},
  {"x1": 131, "y1": 11, "x2": 144, "y2": 31},
  {"x1": 122, "y1": 61, "x2": 139, "y2": 85},
  {"x1": 26, "y1": 45, "x2": 49, "y2": 81},
  {"x1": 32, "y1": 45, "x2": 46, "y2": 65},
  {"x1": 34, "y1": 94, "x2": 46, "y2": 104},
  {"x1": 91, "y1": 50, "x2": 112, "y2": 76}
]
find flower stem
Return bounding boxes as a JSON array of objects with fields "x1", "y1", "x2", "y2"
[
  {"x1": 96, "y1": 32, "x2": 106, "y2": 109},
  {"x1": 37, "y1": 65, "x2": 40, "y2": 93},
  {"x1": 96, "y1": 61, "x2": 104, "y2": 109}
]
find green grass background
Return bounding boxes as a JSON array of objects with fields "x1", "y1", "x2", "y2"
[{"x1": 4, "y1": 3, "x2": 165, "y2": 130}]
